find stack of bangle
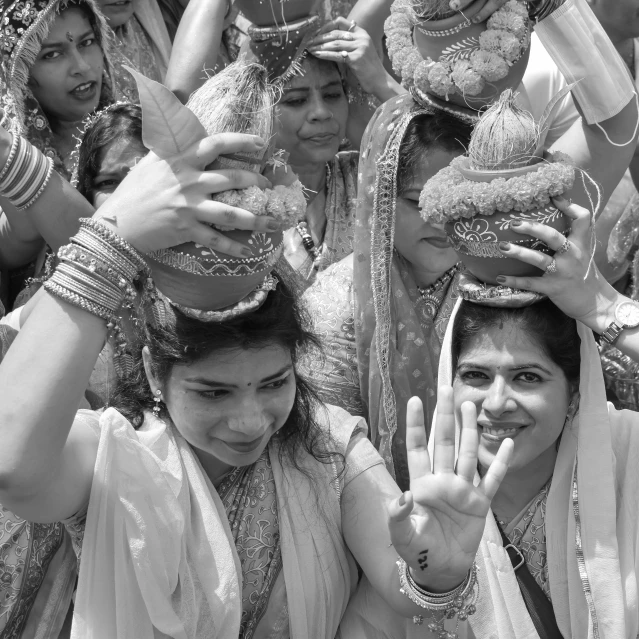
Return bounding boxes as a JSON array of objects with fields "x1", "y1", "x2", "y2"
[
  {"x1": 397, "y1": 558, "x2": 478, "y2": 638},
  {"x1": 0, "y1": 133, "x2": 54, "y2": 210},
  {"x1": 45, "y1": 218, "x2": 148, "y2": 375},
  {"x1": 528, "y1": 0, "x2": 566, "y2": 22}
]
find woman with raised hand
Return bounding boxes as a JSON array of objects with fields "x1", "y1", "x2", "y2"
[{"x1": 0, "y1": 122, "x2": 514, "y2": 636}]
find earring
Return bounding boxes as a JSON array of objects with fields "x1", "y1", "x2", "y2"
[{"x1": 152, "y1": 389, "x2": 163, "y2": 418}]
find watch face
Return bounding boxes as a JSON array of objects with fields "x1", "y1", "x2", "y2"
[{"x1": 616, "y1": 301, "x2": 639, "y2": 328}]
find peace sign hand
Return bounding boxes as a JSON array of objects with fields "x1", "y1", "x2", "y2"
[{"x1": 388, "y1": 390, "x2": 513, "y2": 591}]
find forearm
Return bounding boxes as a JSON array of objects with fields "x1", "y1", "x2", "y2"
[
  {"x1": 165, "y1": 0, "x2": 227, "y2": 102},
  {"x1": 0, "y1": 213, "x2": 44, "y2": 269},
  {"x1": 348, "y1": 0, "x2": 393, "y2": 46},
  {"x1": 367, "y1": 72, "x2": 406, "y2": 103},
  {"x1": 0, "y1": 292, "x2": 105, "y2": 495}
]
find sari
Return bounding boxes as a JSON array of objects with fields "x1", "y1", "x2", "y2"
[
  {"x1": 301, "y1": 94, "x2": 461, "y2": 489},
  {"x1": 0, "y1": 0, "x2": 117, "y2": 180},
  {"x1": 282, "y1": 150, "x2": 359, "y2": 291},
  {"x1": 65, "y1": 403, "x2": 383, "y2": 637},
  {"x1": 341, "y1": 298, "x2": 639, "y2": 638}
]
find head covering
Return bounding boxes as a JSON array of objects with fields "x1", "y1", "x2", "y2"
[
  {"x1": 352, "y1": 92, "x2": 469, "y2": 486},
  {"x1": 419, "y1": 282, "x2": 631, "y2": 638},
  {"x1": 0, "y1": 0, "x2": 115, "y2": 178},
  {"x1": 243, "y1": 13, "x2": 321, "y2": 84}
]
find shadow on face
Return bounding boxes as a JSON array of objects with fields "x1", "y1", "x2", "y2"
[{"x1": 274, "y1": 56, "x2": 348, "y2": 167}]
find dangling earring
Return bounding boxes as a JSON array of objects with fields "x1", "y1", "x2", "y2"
[{"x1": 152, "y1": 389, "x2": 163, "y2": 418}]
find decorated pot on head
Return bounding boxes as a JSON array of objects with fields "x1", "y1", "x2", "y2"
[
  {"x1": 419, "y1": 90, "x2": 576, "y2": 284},
  {"x1": 127, "y1": 62, "x2": 306, "y2": 321},
  {"x1": 385, "y1": 0, "x2": 531, "y2": 111}
]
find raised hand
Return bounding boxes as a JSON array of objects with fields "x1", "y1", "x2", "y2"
[
  {"x1": 448, "y1": 0, "x2": 519, "y2": 24},
  {"x1": 94, "y1": 133, "x2": 280, "y2": 256},
  {"x1": 307, "y1": 17, "x2": 388, "y2": 97},
  {"x1": 388, "y1": 390, "x2": 513, "y2": 591},
  {"x1": 495, "y1": 196, "x2": 616, "y2": 331}
]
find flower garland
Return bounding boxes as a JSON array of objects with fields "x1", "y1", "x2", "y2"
[
  {"x1": 384, "y1": 0, "x2": 530, "y2": 100},
  {"x1": 213, "y1": 178, "x2": 307, "y2": 230},
  {"x1": 419, "y1": 155, "x2": 576, "y2": 224}
]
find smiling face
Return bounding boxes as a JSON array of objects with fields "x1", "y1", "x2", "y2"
[
  {"x1": 274, "y1": 57, "x2": 348, "y2": 167},
  {"x1": 394, "y1": 147, "x2": 461, "y2": 282},
  {"x1": 92, "y1": 135, "x2": 147, "y2": 208},
  {"x1": 28, "y1": 6, "x2": 103, "y2": 126},
  {"x1": 453, "y1": 323, "x2": 572, "y2": 476},
  {"x1": 144, "y1": 344, "x2": 296, "y2": 483},
  {"x1": 97, "y1": 0, "x2": 136, "y2": 28}
]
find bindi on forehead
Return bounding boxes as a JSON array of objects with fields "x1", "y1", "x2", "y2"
[{"x1": 66, "y1": 32, "x2": 74, "y2": 42}]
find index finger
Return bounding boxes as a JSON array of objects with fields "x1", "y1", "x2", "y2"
[
  {"x1": 186, "y1": 133, "x2": 266, "y2": 169},
  {"x1": 406, "y1": 396, "x2": 432, "y2": 481}
]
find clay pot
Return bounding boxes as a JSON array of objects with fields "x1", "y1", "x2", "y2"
[
  {"x1": 234, "y1": 0, "x2": 316, "y2": 27},
  {"x1": 148, "y1": 230, "x2": 283, "y2": 311},
  {"x1": 413, "y1": 0, "x2": 531, "y2": 111},
  {"x1": 444, "y1": 160, "x2": 567, "y2": 284}
]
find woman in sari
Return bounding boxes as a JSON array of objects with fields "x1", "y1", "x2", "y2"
[
  {"x1": 0, "y1": 127, "x2": 513, "y2": 637},
  {"x1": 341, "y1": 197, "x2": 639, "y2": 638},
  {"x1": 167, "y1": 8, "x2": 403, "y2": 288},
  {"x1": 302, "y1": 0, "x2": 639, "y2": 488}
]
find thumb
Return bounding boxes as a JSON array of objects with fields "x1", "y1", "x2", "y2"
[{"x1": 388, "y1": 491, "x2": 415, "y2": 548}]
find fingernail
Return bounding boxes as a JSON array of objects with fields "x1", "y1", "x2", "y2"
[
  {"x1": 553, "y1": 195, "x2": 567, "y2": 204},
  {"x1": 241, "y1": 247, "x2": 252, "y2": 257},
  {"x1": 259, "y1": 176, "x2": 272, "y2": 189},
  {"x1": 450, "y1": 0, "x2": 460, "y2": 8},
  {"x1": 499, "y1": 241, "x2": 510, "y2": 251},
  {"x1": 253, "y1": 136, "x2": 266, "y2": 149},
  {"x1": 399, "y1": 492, "x2": 406, "y2": 506},
  {"x1": 510, "y1": 220, "x2": 522, "y2": 228},
  {"x1": 472, "y1": 15, "x2": 482, "y2": 23},
  {"x1": 496, "y1": 275, "x2": 507, "y2": 284},
  {"x1": 266, "y1": 219, "x2": 281, "y2": 231}
]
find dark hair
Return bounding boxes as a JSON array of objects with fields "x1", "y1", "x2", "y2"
[
  {"x1": 109, "y1": 274, "x2": 338, "y2": 471},
  {"x1": 451, "y1": 299, "x2": 581, "y2": 390},
  {"x1": 397, "y1": 111, "x2": 473, "y2": 196},
  {"x1": 76, "y1": 103, "x2": 143, "y2": 202}
]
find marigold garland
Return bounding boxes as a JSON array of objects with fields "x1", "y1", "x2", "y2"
[
  {"x1": 213, "y1": 178, "x2": 307, "y2": 230},
  {"x1": 384, "y1": 0, "x2": 530, "y2": 100},
  {"x1": 419, "y1": 155, "x2": 576, "y2": 224}
]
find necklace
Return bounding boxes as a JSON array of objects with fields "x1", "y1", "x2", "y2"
[
  {"x1": 417, "y1": 263, "x2": 461, "y2": 319},
  {"x1": 296, "y1": 221, "x2": 323, "y2": 270}
]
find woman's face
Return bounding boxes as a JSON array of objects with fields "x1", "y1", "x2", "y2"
[
  {"x1": 394, "y1": 148, "x2": 460, "y2": 278},
  {"x1": 97, "y1": 0, "x2": 137, "y2": 28},
  {"x1": 274, "y1": 57, "x2": 348, "y2": 166},
  {"x1": 453, "y1": 323, "x2": 572, "y2": 474},
  {"x1": 91, "y1": 135, "x2": 147, "y2": 208},
  {"x1": 28, "y1": 7, "x2": 103, "y2": 125},
  {"x1": 151, "y1": 344, "x2": 296, "y2": 480}
]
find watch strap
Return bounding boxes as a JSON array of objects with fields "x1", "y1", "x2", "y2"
[{"x1": 602, "y1": 321, "x2": 623, "y2": 345}]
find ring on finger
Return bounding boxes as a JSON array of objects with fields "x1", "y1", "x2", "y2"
[
  {"x1": 348, "y1": 20, "x2": 356, "y2": 32},
  {"x1": 544, "y1": 258, "x2": 558, "y2": 276},
  {"x1": 556, "y1": 238, "x2": 570, "y2": 256},
  {"x1": 341, "y1": 50, "x2": 349, "y2": 61}
]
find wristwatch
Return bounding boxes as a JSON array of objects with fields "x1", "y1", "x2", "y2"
[{"x1": 601, "y1": 301, "x2": 639, "y2": 345}]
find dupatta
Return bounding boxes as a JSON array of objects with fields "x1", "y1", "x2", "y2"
[
  {"x1": 353, "y1": 93, "x2": 460, "y2": 487},
  {"x1": 71, "y1": 405, "x2": 358, "y2": 638}
]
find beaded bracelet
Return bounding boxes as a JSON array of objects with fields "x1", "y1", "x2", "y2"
[
  {"x1": 0, "y1": 134, "x2": 54, "y2": 209},
  {"x1": 397, "y1": 558, "x2": 478, "y2": 637}
]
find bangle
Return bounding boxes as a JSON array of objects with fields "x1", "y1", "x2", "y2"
[
  {"x1": 397, "y1": 558, "x2": 478, "y2": 635},
  {"x1": 0, "y1": 134, "x2": 55, "y2": 209},
  {"x1": 528, "y1": 0, "x2": 566, "y2": 22}
]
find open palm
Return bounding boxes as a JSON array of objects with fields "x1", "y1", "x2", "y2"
[{"x1": 388, "y1": 389, "x2": 513, "y2": 589}]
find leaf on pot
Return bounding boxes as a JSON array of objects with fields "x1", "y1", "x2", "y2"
[
  {"x1": 124, "y1": 65, "x2": 208, "y2": 158},
  {"x1": 534, "y1": 82, "x2": 579, "y2": 157}
]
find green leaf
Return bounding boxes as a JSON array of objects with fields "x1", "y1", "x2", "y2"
[{"x1": 124, "y1": 65, "x2": 208, "y2": 158}]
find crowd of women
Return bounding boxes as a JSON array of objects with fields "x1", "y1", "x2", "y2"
[{"x1": 1, "y1": 0, "x2": 639, "y2": 636}]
